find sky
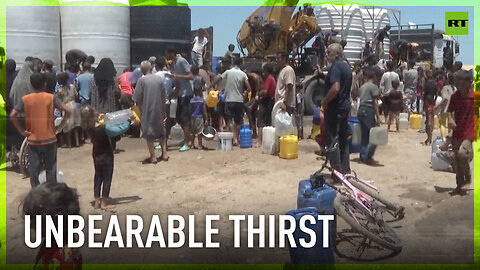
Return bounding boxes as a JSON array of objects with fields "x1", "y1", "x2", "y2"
[{"x1": 191, "y1": 5, "x2": 474, "y2": 65}]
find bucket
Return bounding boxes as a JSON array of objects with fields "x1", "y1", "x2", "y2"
[
  {"x1": 218, "y1": 132, "x2": 233, "y2": 151},
  {"x1": 202, "y1": 126, "x2": 216, "y2": 141}
]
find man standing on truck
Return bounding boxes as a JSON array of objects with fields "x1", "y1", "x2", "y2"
[
  {"x1": 321, "y1": 43, "x2": 352, "y2": 174},
  {"x1": 373, "y1": 24, "x2": 391, "y2": 60},
  {"x1": 192, "y1": 29, "x2": 208, "y2": 68}
]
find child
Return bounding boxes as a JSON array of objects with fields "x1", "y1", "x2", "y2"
[
  {"x1": 23, "y1": 182, "x2": 82, "y2": 269},
  {"x1": 10, "y1": 73, "x2": 70, "y2": 188},
  {"x1": 423, "y1": 70, "x2": 437, "y2": 145},
  {"x1": 81, "y1": 105, "x2": 132, "y2": 209},
  {"x1": 388, "y1": 79, "x2": 403, "y2": 132},
  {"x1": 56, "y1": 72, "x2": 82, "y2": 148},
  {"x1": 190, "y1": 87, "x2": 208, "y2": 149},
  {"x1": 310, "y1": 101, "x2": 325, "y2": 156}
]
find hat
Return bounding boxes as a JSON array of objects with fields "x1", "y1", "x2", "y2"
[{"x1": 148, "y1": 56, "x2": 157, "y2": 63}]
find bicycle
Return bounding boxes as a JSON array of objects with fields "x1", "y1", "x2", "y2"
[{"x1": 309, "y1": 139, "x2": 405, "y2": 253}]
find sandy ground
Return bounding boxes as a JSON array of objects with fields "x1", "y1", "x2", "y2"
[{"x1": 4, "y1": 117, "x2": 475, "y2": 264}]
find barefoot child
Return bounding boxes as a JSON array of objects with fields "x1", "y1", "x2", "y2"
[
  {"x1": 190, "y1": 87, "x2": 208, "y2": 150},
  {"x1": 23, "y1": 182, "x2": 82, "y2": 269},
  {"x1": 388, "y1": 79, "x2": 403, "y2": 132},
  {"x1": 81, "y1": 105, "x2": 132, "y2": 209}
]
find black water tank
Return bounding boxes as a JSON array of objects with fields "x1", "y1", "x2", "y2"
[{"x1": 130, "y1": 5, "x2": 191, "y2": 67}]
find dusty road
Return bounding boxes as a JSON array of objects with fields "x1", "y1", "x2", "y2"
[{"x1": 4, "y1": 117, "x2": 475, "y2": 264}]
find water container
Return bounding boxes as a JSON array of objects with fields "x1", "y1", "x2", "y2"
[
  {"x1": 239, "y1": 124, "x2": 252, "y2": 148},
  {"x1": 431, "y1": 135, "x2": 443, "y2": 154},
  {"x1": 275, "y1": 111, "x2": 295, "y2": 137},
  {"x1": 399, "y1": 113, "x2": 408, "y2": 120},
  {"x1": 431, "y1": 150, "x2": 453, "y2": 171},
  {"x1": 169, "y1": 98, "x2": 177, "y2": 118},
  {"x1": 218, "y1": 132, "x2": 233, "y2": 151},
  {"x1": 170, "y1": 123, "x2": 184, "y2": 142},
  {"x1": 279, "y1": 135, "x2": 298, "y2": 159},
  {"x1": 61, "y1": 0, "x2": 130, "y2": 73},
  {"x1": 351, "y1": 123, "x2": 362, "y2": 145},
  {"x1": 348, "y1": 116, "x2": 361, "y2": 153},
  {"x1": 369, "y1": 126, "x2": 388, "y2": 145},
  {"x1": 206, "y1": 90, "x2": 219, "y2": 108},
  {"x1": 297, "y1": 180, "x2": 336, "y2": 214},
  {"x1": 262, "y1": 126, "x2": 278, "y2": 155},
  {"x1": 434, "y1": 115, "x2": 439, "y2": 130},
  {"x1": 286, "y1": 207, "x2": 335, "y2": 264},
  {"x1": 218, "y1": 93, "x2": 225, "y2": 102},
  {"x1": 6, "y1": 2, "x2": 61, "y2": 70},
  {"x1": 104, "y1": 109, "x2": 133, "y2": 125},
  {"x1": 409, "y1": 113, "x2": 422, "y2": 129},
  {"x1": 399, "y1": 118, "x2": 409, "y2": 130}
]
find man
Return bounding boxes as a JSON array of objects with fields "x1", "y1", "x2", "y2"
[
  {"x1": 379, "y1": 61, "x2": 399, "y2": 121},
  {"x1": 447, "y1": 70, "x2": 474, "y2": 194},
  {"x1": 10, "y1": 73, "x2": 70, "y2": 187},
  {"x1": 212, "y1": 57, "x2": 251, "y2": 146},
  {"x1": 42, "y1": 60, "x2": 57, "y2": 94},
  {"x1": 222, "y1": 44, "x2": 235, "y2": 70},
  {"x1": 192, "y1": 29, "x2": 208, "y2": 68},
  {"x1": 373, "y1": 24, "x2": 391, "y2": 59},
  {"x1": 155, "y1": 57, "x2": 175, "y2": 148},
  {"x1": 148, "y1": 56, "x2": 157, "y2": 73},
  {"x1": 275, "y1": 51, "x2": 296, "y2": 115},
  {"x1": 321, "y1": 43, "x2": 352, "y2": 173},
  {"x1": 165, "y1": 47, "x2": 194, "y2": 152},
  {"x1": 132, "y1": 61, "x2": 168, "y2": 164},
  {"x1": 367, "y1": 55, "x2": 382, "y2": 87},
  {"x1": 32, "y1": 58, "x2": 43, "y2": 74},
  {"x1": 76, "y1": 61, "x2": 94, "y2": 106},
  {"x1": 360, "y1": 41, "x2": 372, "y2": 64},
  {"x1": 246, "y1": 72, "x2": 262, "y2": 138},
  {"x1": 403, "y1": 60, "x2": 418, "y2": 113}
]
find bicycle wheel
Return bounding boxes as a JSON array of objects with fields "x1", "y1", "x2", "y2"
[
  {"x1": 334, "y1": 194, "x2": 402, "y2": 253},
  {"x1": 19, "y1": 138, "x2": 30, "y2": 177}
]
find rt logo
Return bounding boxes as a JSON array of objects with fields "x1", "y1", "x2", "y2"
[{"x1": 445, "y1": 12, "x2": 468, "y2": 35}]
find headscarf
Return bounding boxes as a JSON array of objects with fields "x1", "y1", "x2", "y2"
[
  {"x1": 94, "y1": 58, "x2": 116, "y2": 101},
  {"x1": 10, "y1": 61, "x2": 34, "y2": 110}
]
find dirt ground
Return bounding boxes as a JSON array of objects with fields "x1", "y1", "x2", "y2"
[{"x1": 4, "y1": 117, "x2": 475, "y2": 264}]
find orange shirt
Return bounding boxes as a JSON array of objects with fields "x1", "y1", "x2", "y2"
[{"x1": 22, "y1": 92, "x2": 58, "y2": 145}]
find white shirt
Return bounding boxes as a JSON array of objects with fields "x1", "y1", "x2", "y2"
[
  {"x1": 275, "y1": 65, "x2": 296, "y2": 108},
  {"x1": 380, "y1": 71, "x2": 400, "y2": 96},
  {"x1": 192, "y1": 36, "x2": 208, "y2": 54}
]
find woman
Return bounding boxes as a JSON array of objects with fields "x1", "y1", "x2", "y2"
[
  {"x1": 9, "y1": 61, "x2": 34, "y2": 112},
  {"x1": 90, "y1": 58, "x2": 119, "y2": 114},
  {"x1": 357, "y1": 68, "x2": 381, "y2": 164},
  {"x1": 90, "y1": 58, "x2": 121, "y2": 149},
  {"x1": 255, "y1": 63, "x2": 276, "y2": 147},
  {"x1": 5, "y1": 59, "x2": 18, "y2": 114}
]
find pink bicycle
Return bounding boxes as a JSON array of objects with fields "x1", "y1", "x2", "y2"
[{"x1": 311, "y1": 140, "x2": 404, "y2": 253}]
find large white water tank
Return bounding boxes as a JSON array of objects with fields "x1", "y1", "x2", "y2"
[
  {"x1": 360, "y1": 7, "x2": 391, "y2": 60},
  {"x1": 316, "y1": 4, "x2": 365, "y2": 63},
  {"x1": 6, "y1": 2, "x2": 61, "y2": 70},
  {"x1": 60, "y1": 0, "x2": 130, "y2": 73}
]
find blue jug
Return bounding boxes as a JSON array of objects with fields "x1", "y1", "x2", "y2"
[
  {"x1": 239, "y1": 124, "x2": 252, "y2": 148},
  {"x1": 286, "y1": 207, "x2": 335, "y2": 264}
]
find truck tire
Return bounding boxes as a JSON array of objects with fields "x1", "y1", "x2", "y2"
[{"x1": 304, "y1": 78, "x2": 324, "y2": 115}]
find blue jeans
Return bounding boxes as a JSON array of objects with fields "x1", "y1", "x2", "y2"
[
  {"x1": 324, "y1": 108, "x2": 350, "y2": 173},
  {"x1": 357, "y1": 106, "x2": 377, "y2": 161},
  {"x1": 29, "y1": 143, "x2": 57, "y2": 187}
]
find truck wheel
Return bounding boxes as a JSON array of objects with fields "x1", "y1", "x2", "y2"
[{"x1": 304, "y1": 79, "x2": 324, "y2": 115}]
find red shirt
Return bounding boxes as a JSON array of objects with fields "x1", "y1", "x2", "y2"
[
  {"x1": 118, "y1": 72, "x2": 133, "y2": 95},
  {"x1": 448, "y1": 88, "x2": 474, "y2": 141},
  {"x1": 262, "y1": 74, "x2": 276, "y2": 99}
]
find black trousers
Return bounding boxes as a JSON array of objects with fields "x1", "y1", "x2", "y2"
[{"x1": 94, "y1": 158, "x2": 114, "y2": 198}]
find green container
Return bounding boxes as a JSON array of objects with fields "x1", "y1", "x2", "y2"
[{"x1": 129, "y1": 0, "x2": 178, "y2": 6}]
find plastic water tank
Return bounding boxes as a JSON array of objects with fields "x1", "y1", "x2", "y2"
[
  {"x1": 316, "y1": 4, "x2": 365, "y2": 63},
  {"x1": 360, "y1": 7, "x2": 391, "y2": 60},
  {"x1": 239, "y1": 124, "x2": 252, "y2": 148},
  {"x1": 5, "y1": 1, "x2": 61, "y2": 70},
  {"x1": 286, "y1": 207, "x2": 335, "y2": 264},
  {"x1": 60, "y1": 0, "x2": 130, "y2": 73},
  {"x1": 130, "y1": 1, "x2": 191, "y2": 67},
  {"x1": 348, "y1": 116, "x2": 361, "y2": 153}
]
